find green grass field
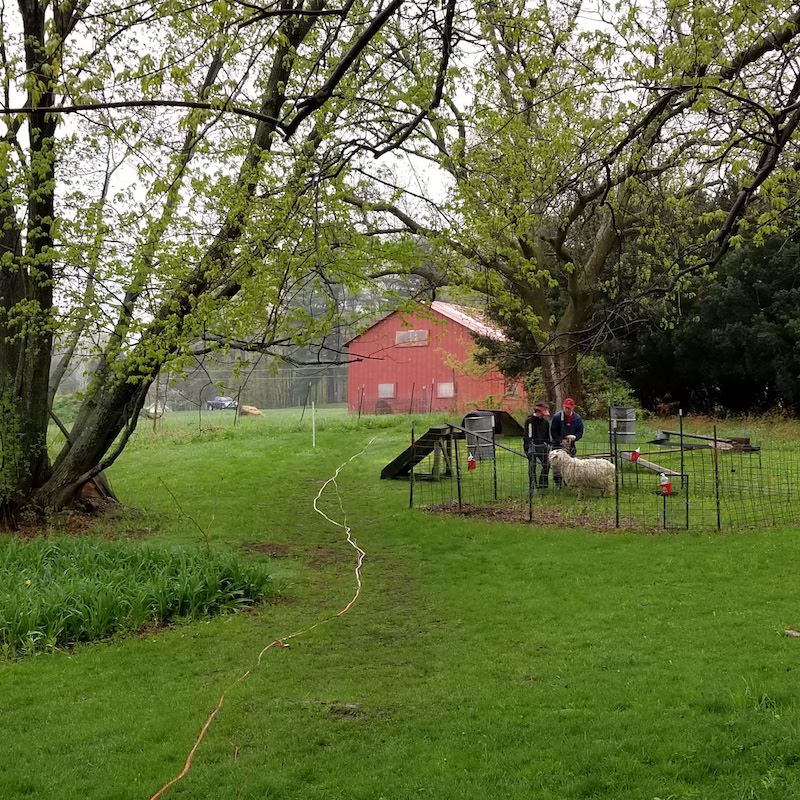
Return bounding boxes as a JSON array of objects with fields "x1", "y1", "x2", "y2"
[{"x1": 3, "y1": 408, "x2": 800, "y2": 799}]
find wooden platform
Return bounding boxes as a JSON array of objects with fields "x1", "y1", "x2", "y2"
[
  {"x1": 381, "y1": 425, "x2": 462, "y2": 480},
  {"x1": 381, "y1": 411, "x2": 524, "y2": 480},
  {"x1": 479, "y1": 409, "x2": 524, "y2": 437},
  {"x1": 619, "y1": 451, "x2": 681, "y2": 476},
  {"x1": 652, "y1": 430, "x2": 760, "y2": 452}
]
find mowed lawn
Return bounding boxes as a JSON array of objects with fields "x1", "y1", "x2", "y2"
[{"x1": 3, "y1": 410, "x2": 800, "y2": 799}]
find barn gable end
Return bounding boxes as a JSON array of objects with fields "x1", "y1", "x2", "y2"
[{"x1": 346, "y1": 302, "x2": 526, "y2": 414}]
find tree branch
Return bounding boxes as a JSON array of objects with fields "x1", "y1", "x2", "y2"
[
  {"x1": 0, "y1": 99, "x2": 284, "y2": 128},
  {"x1": 282, "y1": 0, "x2": 405, "y2": 139}
]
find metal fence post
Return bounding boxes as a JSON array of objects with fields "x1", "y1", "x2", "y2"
[
  {"x1": 453, "y1": 425, "x2": 463, "y2": 510},
  {"x1": 528, "y1": 461, "x2": 533, "y2": 523},
  {"x1": 409, "y1": 423, "x2": 415, "y2": 509},
  {"x1": 713, "y1": 425, "x2": 721, "y2": 531},
  {"x1": 613, "y1": 427, "x2": 620, "y2": 528},
  {"x1": 685, "y1": 473, "x2": 690, "y2": 529},
  {"x1": 492, "y1": 426, "x2": 498, "y2": 502},
  {"x1": 679, "y1": 409, "x2": 685, "y2": 489}
]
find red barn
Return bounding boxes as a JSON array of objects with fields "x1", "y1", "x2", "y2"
[{"x1": 346, "y1": 301, "x2": 527, "y2": 414}]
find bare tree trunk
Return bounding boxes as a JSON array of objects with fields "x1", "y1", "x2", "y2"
[
  {"x1": 540, "y1": 343, "x2": 582, "y2": 408},
  {"x1": 0, "y1": 0, "x2": 59, "y2": 516},
  {"x1": 33, "y1": 367, "x2": 151, "y2": 510}
]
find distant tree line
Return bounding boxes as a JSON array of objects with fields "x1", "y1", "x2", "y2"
[{"x1": 603, "y1": 236, "x2": 800, "y2": 415}]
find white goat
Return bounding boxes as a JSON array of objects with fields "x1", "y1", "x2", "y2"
[{"x1": 549, "y1": 449, "x2": 616, "y2": 494}]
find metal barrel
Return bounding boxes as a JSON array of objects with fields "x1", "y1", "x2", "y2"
[
  {"x1": 462, "y1": 411, "x2": 496, "y2": 460},
  {"x1": 609, "y1": 406, "x2": 636, "y2": 444}
]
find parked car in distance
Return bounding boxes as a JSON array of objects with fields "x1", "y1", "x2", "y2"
[{"x1": 206, "y1": 396, "x2": 238, "y2": 410}]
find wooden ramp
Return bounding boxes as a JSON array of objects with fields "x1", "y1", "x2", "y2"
[
  {"x1": 619, "y1": 452, "x2": 680, "y2": 476},
  {"x1": 381, "y1": 425, "x2": 461, "y2": 480}
]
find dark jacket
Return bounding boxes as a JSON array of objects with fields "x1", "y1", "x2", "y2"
[
  {"x1": 523, "y1": 414, "x2": 551, "y2": 456},
  {"x1": 550, "y1": 410, "x2": 584, "y2": 446}
]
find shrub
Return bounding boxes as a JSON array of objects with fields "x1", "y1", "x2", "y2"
[
  {"x1": 577, "y1": 355, "x2": 640, "y2": 418},
  {"x1": 0, "y1": 537, "x2": 275, "y2": 659}
]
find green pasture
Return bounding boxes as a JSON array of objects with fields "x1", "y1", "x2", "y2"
[{"x1": 4, "y1": 409, "x2": 800, "y2": 799}]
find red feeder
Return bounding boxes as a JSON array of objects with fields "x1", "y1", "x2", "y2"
[
  {"x1": 659, "y1": 473, "x2": 672, "y2": 496},
  {"x1": 467, "y1": 452, "x2": 477, "y2": 471},
  {"x1": 630, "y1": 448, "x2": 641, "y2": 463}
]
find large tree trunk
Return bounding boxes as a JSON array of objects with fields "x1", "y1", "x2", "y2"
[
  {"x1": 540, "y1": 341, "x2": 582, "y2": 409},
  {"x1": 0, "y1": 0, "x2": 59, "y2": 521},
  {"x1": 33, "y1": 370, "x2": 151, "y2": 510}
]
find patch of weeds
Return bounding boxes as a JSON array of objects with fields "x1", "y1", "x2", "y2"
[{"x1": 0, "y1": 536, "x2": 276, "y2": 659}]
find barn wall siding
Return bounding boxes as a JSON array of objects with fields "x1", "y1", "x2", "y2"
[{"x1": 347, "y1": 307, "x2": 527, "y2": 414}]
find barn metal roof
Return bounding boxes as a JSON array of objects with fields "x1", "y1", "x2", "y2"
[
  {"x1": 345, "y1": 300, "x2": 506, "y2": 345},
  {"x1": 430, "y1": 301, "x2": 506, "y2": 341}
]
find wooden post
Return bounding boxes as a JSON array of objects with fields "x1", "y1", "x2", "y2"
[{"x1": 432, "y1": 440, "x2": 441, "y2": 479}]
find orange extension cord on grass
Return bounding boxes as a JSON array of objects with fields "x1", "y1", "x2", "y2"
[{"x1": 149, "y1": 441, "x2": 373, "y2": 799}]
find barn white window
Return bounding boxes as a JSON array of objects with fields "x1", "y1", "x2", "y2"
[
  {"x1": 437, "y1": 381, "x2": 455, "y2": 398},
  {"x1": 377, "y1": 383, "x2": 396, "y2": 399},
  {"x1": 395, "y1": 329, "x2": 429, "y2": 346}
]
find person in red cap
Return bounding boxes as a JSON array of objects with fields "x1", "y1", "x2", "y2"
[
  {"x1": 523, "y1": 401, "x2": 551, "y2": 489},
  {"x1": 550, "y1": 398, "x2": 584, "y2": 486}
]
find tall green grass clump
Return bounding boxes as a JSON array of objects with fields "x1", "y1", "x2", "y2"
[{"x1": 0, "y1": 537, "x2": 274, "y2": 658}]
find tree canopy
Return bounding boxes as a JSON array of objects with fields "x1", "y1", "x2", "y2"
[
  {"x1": 606, "y1": 234, "x2": 800, "y2": 414},
  {"x1": 346, "y1": 0, "x2": 800, "y2": 403},
  {"x1": 0, "y1": 0, "x2": 455, "y2": 517}
]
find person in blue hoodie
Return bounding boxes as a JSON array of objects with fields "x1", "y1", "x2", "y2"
[{"x1": 550, "y1": 397, "x2": 584, "y2": 486}]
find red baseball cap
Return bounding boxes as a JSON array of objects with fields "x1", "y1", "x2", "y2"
[{"x1": 563, "y1": 398, "x2": 575, "y2": 408}]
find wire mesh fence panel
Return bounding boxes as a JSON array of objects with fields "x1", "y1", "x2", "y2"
[
  {"x1": 407, "y1": 424, "x2": 800, "y2": 532},
  {"x1": 716, "y1": 446, "x2": 800, "y2": 529},
  {"x1": 410, "y1": 428, "x2": 530, "y2": 512}
]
